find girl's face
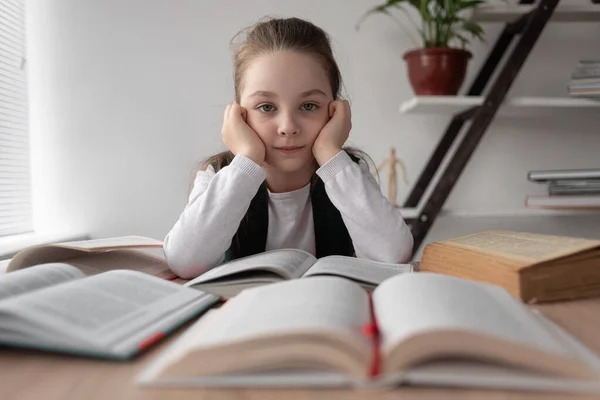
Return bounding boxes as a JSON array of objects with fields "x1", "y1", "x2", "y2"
[{"x1": 239, "y1": 51, "x2": 333, "y2": 173}]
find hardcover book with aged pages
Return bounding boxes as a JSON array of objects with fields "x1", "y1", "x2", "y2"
[
  {"x1": 137, "y1": 273, "x2": 600, "y2": 393},
  {"x1": 419, "y1": 230, "x2": 600, "y2": 303},
  {"x1": 183, "y1": 248, "x2": 416, "y2": 298}
]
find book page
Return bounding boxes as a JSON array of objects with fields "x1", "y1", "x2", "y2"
[
  {"x1": 6, "y1": 246, "x2": 88, "y2": 272},
  {"x1": 185, "y1": 249, "x2": 317, "y2": 286},
  {"x1": 0, "y1": 263, "x2": 84, "y2": 301},
  {"x1": 0, "y1": 270, "x2": 209, "y2": 348},
  {"x1": 57, "y1": 235, "x2": 163, "y2": 251},
  {"x1": 174, "y1": 277, "x2": 371, "y2": 355},
  {"x1": 402, "y1": 360, "x2": 600, "y2": 394},
  {"x1": 372, "y1": 273, "x2": 571, "y2": 359},
  {"x1": 65, "y1": 249, "x2": 175, "y2": 279},
  {"x1": 302, "y1": 256, "x2": 413, "y2": 285},
  {"x1": 444, "y1": 230, "x2": 600, "y2": 263},
  {"x1": 6, "y1": 237, "x2": 164, "y2": 273},
  {"x1": 7, "y1": 248, "x2": 174, "y2": 279}
]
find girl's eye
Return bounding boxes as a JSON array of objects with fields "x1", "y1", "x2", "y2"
[
  {"x1": 301, "y1": 103, "x2": 319, "y2": 111},
  {"x1": 257, "y1": 104, "x2": 275, "y2": 113}
]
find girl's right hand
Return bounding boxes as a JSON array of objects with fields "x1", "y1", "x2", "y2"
[{"x1": 222, "y1": 103, "x2": 265, "y2": 165}]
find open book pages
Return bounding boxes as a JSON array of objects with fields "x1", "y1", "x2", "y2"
[
  {"x1": 0, "y1": 263, "x2": 219, "y2": 359},
  {"x1": 50, "y1": 235, "x2": 163, "y2": 251},
  {"x1": 7, "y1": 244, "x2": 174, "y2": 280},
  {"x1": 55, "y1": 248, "x2": 174, "y2": 279},
  {"x1": 138, "y1": 273, "x2": 600, "y2": 392},
  {"x1": 184, "y1": 248, "x2": 414, "y2": 298},
  {"x1": 6, "y1": 235, "x2": 165, "y2": 271},
  {"x1": 301, "y1": 255, "x2": 415, "y2": 288},
  {"x1": 397, "y1": 311, "x2": 600, "y2": 394},
  {"x1": 0, "y1": 263, "x2": 84, "y2": 301},
  {"x1": 140, "y1": 276, "x2": 373, "y2": 385},
  {"x1": 186, "y1": 249, "x2": 317, "y2": 285}
]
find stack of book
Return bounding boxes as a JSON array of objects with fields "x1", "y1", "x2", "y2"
[
  {"x1": 568, "y1": 59, "x2": 600, "y2": 98},
  {"x1": 526, "y1": 168, "x2": 600, "y2": 209}
]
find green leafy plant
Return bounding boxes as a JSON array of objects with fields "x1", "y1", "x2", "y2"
[{"x1": 357, "y1": 0, "x2": 487, "y2": 49}]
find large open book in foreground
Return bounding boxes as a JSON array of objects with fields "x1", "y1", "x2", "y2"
[
  {"x1": 184, "y1": 248, "x2": 416, "y2": 298},
  {"x1": 4, "y1": 235, "x2": 176, "y2": 280},
  {"x1": 0, "y1": 263, "x2": 219, "y2": 359},
  {"x1": 419, "y1": 230, "x2": 600, "y2": 303},
  {"x1": 138, "y1": 273, "x2": 600, "y2": 394}
]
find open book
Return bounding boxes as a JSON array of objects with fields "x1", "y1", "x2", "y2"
[
  {"x1": 419, "y1": 230, "x2": 600, "y2": 303},
  {"x1": 4, "y1": 235, "x2": 176, "y2": 280},
  {"x1": 0, "y1": 263, "x2": 219, "y2": 359},
  {"x1": 184, "y1": 248, "x2": 416, "y2": 298},
  {"x1": 138, "y1": 273, "x2": 600, "y2": 394}
]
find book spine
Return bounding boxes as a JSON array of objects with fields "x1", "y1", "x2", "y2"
[{"x1": 363, "y1": 293, "x2": 381, "y2": 378}]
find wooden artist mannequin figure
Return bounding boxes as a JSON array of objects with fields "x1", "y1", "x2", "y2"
[{"x1": 377, "y1": 147, "x2": 408, "y2": 206}]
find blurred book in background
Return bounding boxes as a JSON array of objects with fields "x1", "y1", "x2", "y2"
[
  {"x1": 526, "y1": 168, "x2": 600, "y2": 209},
  {"x1": 568, "y1": 59, "x2": 600, "y2": 98}
]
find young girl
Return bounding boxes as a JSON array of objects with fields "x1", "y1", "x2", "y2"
[{"x1": 164, "y1": 17, "x2": 414, "y2": 279}]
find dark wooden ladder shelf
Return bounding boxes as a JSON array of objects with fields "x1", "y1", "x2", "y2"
[{"x1": 402, "y1": 0, "x2": 574, "y2": 256}]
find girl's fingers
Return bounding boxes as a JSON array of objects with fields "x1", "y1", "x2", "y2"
[
  {"x1": 343, "y1": 100, "x2": 351, "y2": 120},
  {"x1": 230, "y1": 102, "x2": 241, "y2": 116},
  {"x1": 329, "y1": 100, "x2": 347, "y2": 119},
  {"x1": 328, "y1": 101, "x2": 336, "y2": 119},
  {"x1": 224, "y1": 103, "x2": 231, "y2": 120}
]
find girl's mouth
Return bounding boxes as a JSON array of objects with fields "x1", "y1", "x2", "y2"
[{"x1": 275, "y1": 146, "x2": 304, "y2": 154}]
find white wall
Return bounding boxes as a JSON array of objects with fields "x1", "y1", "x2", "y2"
[{"x1": 27, "y1": 0, "x2": 600, "y2": 242}]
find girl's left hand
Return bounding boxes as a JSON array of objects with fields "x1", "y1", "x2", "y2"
[{"x1": 312, "y1": 100, "x2": 352, "y2": 165}]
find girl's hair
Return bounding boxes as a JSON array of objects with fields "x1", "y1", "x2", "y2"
[
  {"x1": 195, "y1": 17, "x2": 375, "y2": 190},
  {"x1": 232, "y1": 16, "x2": 342, "y2": 103}
]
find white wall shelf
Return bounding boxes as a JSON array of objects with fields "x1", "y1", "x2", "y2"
[
  {"x1": 396, "y1": 0, "x2": 600, "y2": 253},
  {"x1": 472, "y1": 3, "x2": 600, "y2": 23},
  {"x1": 396, "y1": 208, "x2": 420, "y2": 220},
  {"x1": 399, "y1": 96, "x2": 600, "y2": 116}
]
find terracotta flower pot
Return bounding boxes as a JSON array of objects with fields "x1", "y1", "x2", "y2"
[{"x1": 403, "y1": 47, "x2": 472, "y2": 95}]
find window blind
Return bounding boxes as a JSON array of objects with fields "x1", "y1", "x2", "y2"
[{"x1": 0, "y1": 0, "x2": 31, "y2": 237}]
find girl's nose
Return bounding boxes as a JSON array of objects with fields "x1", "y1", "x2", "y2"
[{"x1": 277, "y1": 112, "x2": 299, "y2": 136}]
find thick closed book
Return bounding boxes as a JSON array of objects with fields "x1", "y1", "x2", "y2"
[
  {"x1": 419, "y1": 230, "x2": 600, "y2": 303},
  {"x1": 137, "y1": 273, "x2": 600, "y2": 394}
]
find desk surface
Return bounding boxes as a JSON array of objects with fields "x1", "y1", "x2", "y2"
[{"x1": 2, "y1": 296, "x2": 600, "y2": 400}]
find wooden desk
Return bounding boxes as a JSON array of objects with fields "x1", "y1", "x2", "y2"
[{"x1": 2, "y1": 297, "x2": 600, "y2": 400}]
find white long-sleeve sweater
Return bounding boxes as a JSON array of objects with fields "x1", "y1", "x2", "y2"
[{"x1": 163, "y1": 150, "x2": 414, "y2": 279}]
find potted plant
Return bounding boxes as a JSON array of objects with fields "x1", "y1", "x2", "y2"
[{"x1": 357, "y1": 0, "x2": 487, "y2": 95}]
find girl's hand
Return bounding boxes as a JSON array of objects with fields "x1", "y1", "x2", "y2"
[
  {"x1": 312, "y1": 100, "x2": 352, "y2": 166},
  {"x1": 222, "y1": 103, "x2": 266, "y2": 165}
]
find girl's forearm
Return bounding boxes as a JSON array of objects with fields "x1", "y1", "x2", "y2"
[
  {"x1": 163, "y1": 155, "x2": 266, "y2": 278},
  {"x1": 317, "y1": 151, "x2": 414, "y2": 263}
]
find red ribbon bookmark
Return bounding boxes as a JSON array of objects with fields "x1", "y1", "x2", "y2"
[
  {"x1": 363, "y1": 293, "x2": 381, "y2": 378},
  {"x1": 138, "y1": 332, "x2": 165, "y2": 352}
]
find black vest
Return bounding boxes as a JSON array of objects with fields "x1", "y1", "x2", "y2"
[{"x1": 212, "y1": 153, "x2": 359, "y2": 262}]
